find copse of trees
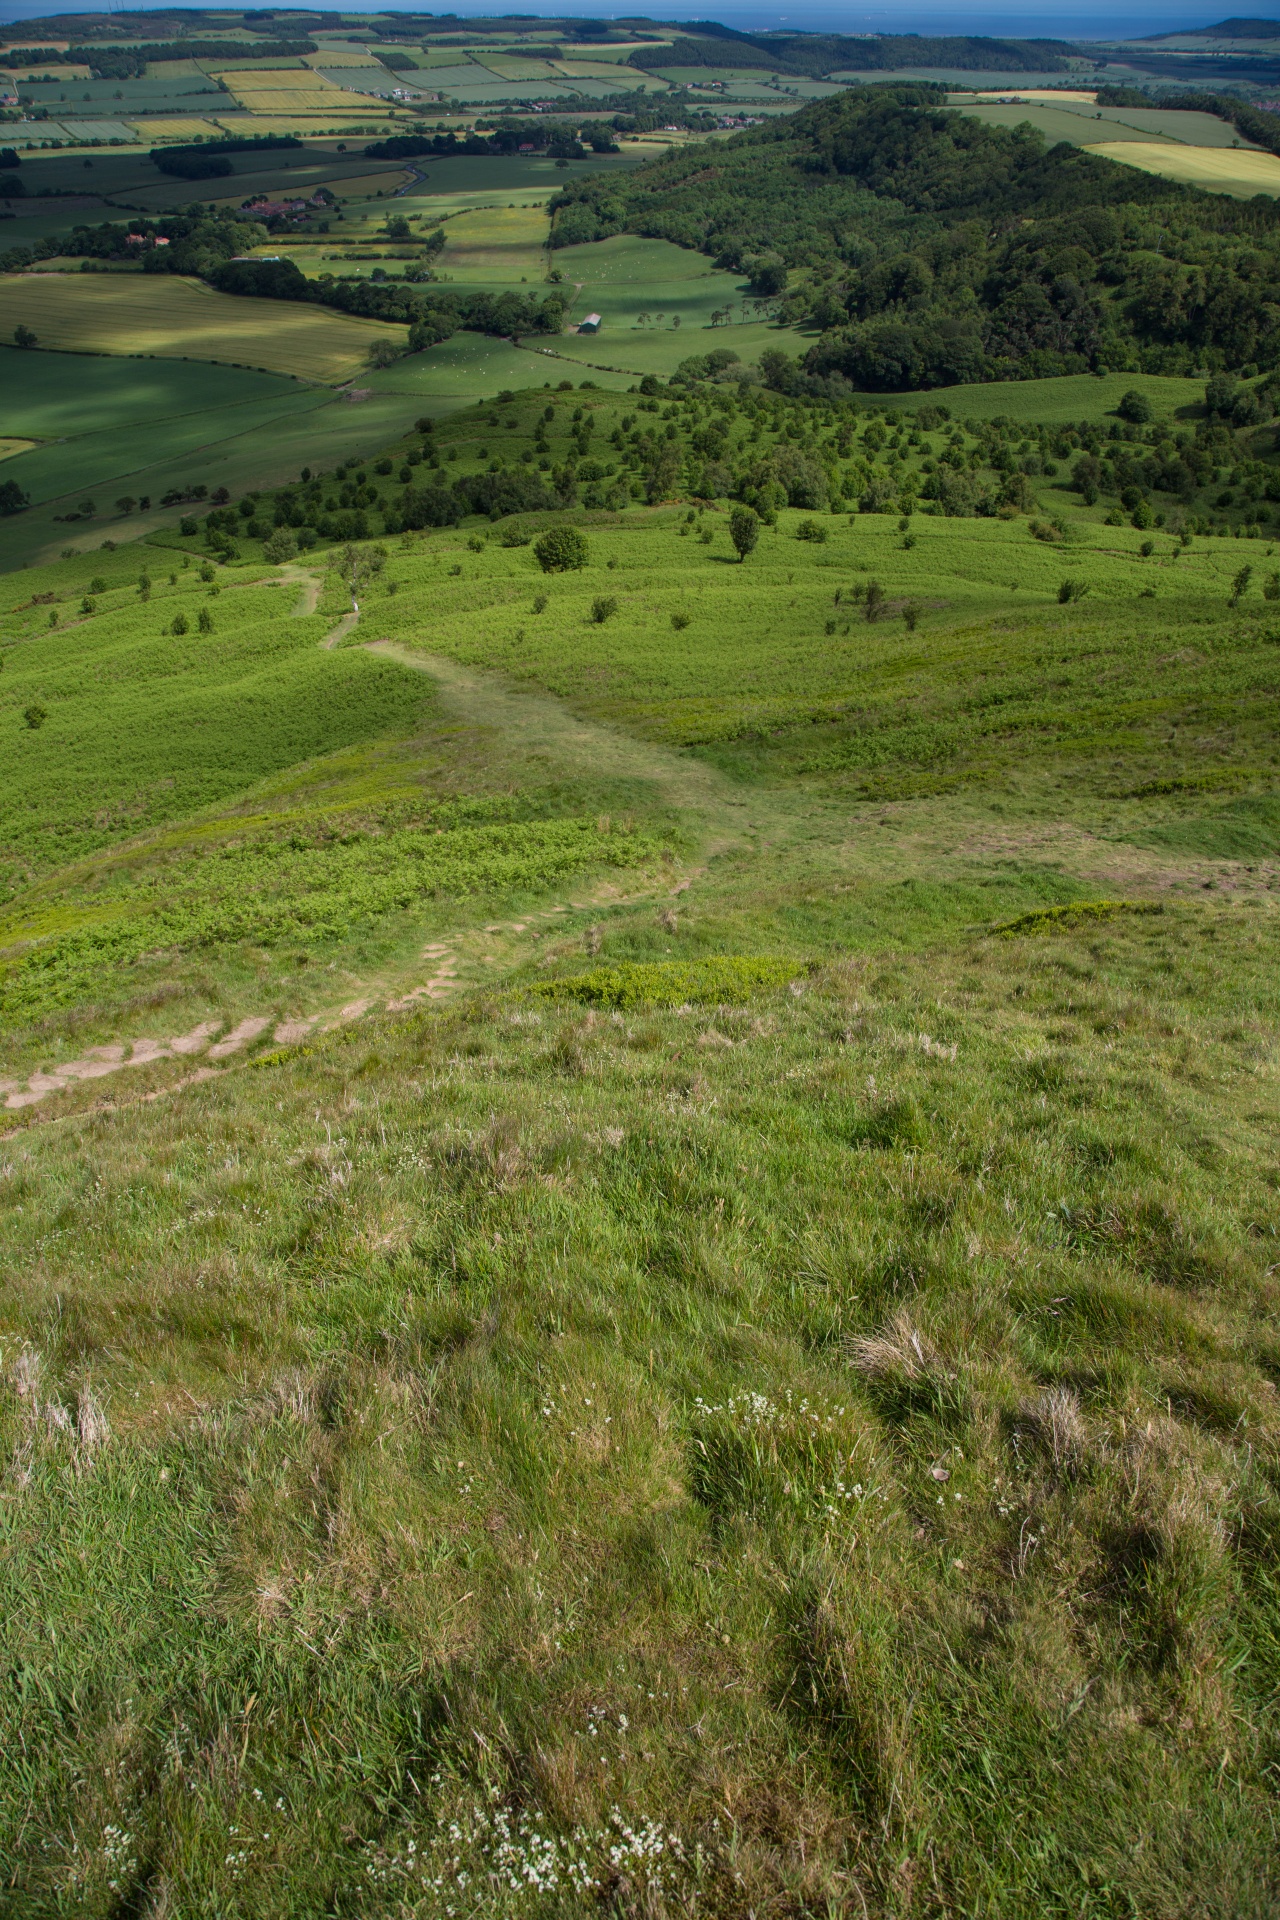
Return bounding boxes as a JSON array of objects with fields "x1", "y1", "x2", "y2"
[
  {"x1": 150, "y1": 134, "x2": 300, "y2": 180},
  {"x1": 365, "y1": 119, "x2": 620, "y2": 162},
  {"x1": 206, "y1": 255, "x2": 566, "y2": 341}
]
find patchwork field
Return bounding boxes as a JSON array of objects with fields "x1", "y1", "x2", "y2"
[{"x1": 0, "y1": 275, "x2": 405, "y2": 382}]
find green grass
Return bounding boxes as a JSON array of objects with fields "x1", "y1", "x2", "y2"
[
  {"x1": 0, "y1": 349, "x2": 434, "y2": 572},
  {"x1": 878, "y1": 369, "x2": 1207, "y2": 422},
  {"x1": 0, "y1": 574, "x2": 428, "y2": 882},
  {"x1": 3, "y1": 903, "x2": 1280, "y2": 1916},
  {"x1": 2, "y1": 366, "x2": 1280, "y2": 1915}
]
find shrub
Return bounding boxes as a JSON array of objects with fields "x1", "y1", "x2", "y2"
[
  {"x1": 23, "y1": 704, "x2": 47, "y2": 730},
  {"x1": 1229, "y1": 564, "x2": 1253, "y2": 606},
  {"x1": 1058, "y1": 579, "x2": 1088, "y2": 603},
  {"x1": 796, "y1": 518, "x2": 828, "y2": 542},
  {"x1": 994, "y1": 900, "x2": 1161, "y2": 937},
  {"x1": 170, "y1": 612, "x2": 189, "y2": 636},
  {"x1": 1117, "y1": 388, "x2": 1152, "y2": 424},
  {"x1": 534, "y1": 955, "x2": 801, "y2": 1010},
  {"x1": 591, "y1": 595, "x2": 618, "y2": 623},
  {"x1": 535, "y1": 526, "x2": 588, "y2": 573},
  {"x1": 729, "y1": 506, "x2": 759, "y2": 561},
  {"x1": 262, "y1": 529, "x2": 297, "y2": 564},
  {"x1": 198, "y1": 607, "x2": 213, "y2": 633},
  {"x1": 671, "y1": 611, "x2": 690, "y2": 630}
]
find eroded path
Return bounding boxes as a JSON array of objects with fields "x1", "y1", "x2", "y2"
[
  {"x1": 2, "y1": 642, "x2": 774, "y2": 1118},
  {"x1": 367, "y1": 640, "x2": 761, "y2": 861}
]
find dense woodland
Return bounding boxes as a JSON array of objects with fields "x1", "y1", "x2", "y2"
[
  {"x1": 625, "y1": 29, "x2": 1075, "y2": 77},
  {"x1": 551, "y1": 88, "x2": 1280, "y2": 389}
]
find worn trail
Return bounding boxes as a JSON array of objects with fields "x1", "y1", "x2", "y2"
[{"x1": 3, "y1": 632, "x2": 809, "y2": 1117}]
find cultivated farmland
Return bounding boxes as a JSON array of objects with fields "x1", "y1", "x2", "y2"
[
  {"x1": 0, "y1": 275, "x2": 406, "y2": 381},
  {"x1": 1085, "y1": 139, "x2": 1280, "y2": 197}
]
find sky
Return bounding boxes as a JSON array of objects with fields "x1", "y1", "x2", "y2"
[{"x1": 1, "y1": 0, "x2": 1278, "y2": 38}]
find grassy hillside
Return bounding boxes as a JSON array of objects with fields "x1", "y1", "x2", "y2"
[{"x1": 3, "y1": 341, "x2": 1280, "y2": 1914}]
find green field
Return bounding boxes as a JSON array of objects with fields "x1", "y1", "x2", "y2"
[
  {"x1": 1087, "y1": 140, "x2": 1280, "y2": 199},
  {"x1": 0, "y1": 349, "x2": 438, "y2": 572},
  {"x1": 5, "y1": 364, "x2": 1280, "y2": 1038},
  {"x1": 877, "y1": 370, "x2": 1207, "y2": 422},
  {"x1": 955, "y1": 99, "x2": 1265, "y2": 149},
  {"x1": 0, "y1": 275, "x2": 405, "y2": 382}
]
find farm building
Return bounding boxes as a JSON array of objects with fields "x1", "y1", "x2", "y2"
[{"x1": 578, "y1": 313, "x2": 601, "y2": 334}]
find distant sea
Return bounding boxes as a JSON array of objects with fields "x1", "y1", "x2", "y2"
[{"x1": 0, "y1": 0, "x2": 1278, "y2": 40}]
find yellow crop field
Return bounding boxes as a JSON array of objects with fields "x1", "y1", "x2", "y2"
[
  {"x1": 216, "y1": 66, "x2": 333, "y2": 91},
  {"x1": 1085, "y1": 139, "x2": 1280, "y2": 197},
  {"x1": 0, "y1": 275, "x2": 406, "y2": 383},
  {"x1": 549, "y1": 59, "x2": 639, "y2": 80},
  {"x1": 303, "y1": 47, "x2": 374, "y2": 66},
  {"x1": 0, "y1": 438, "x2": 36, "y2": 462},
  {"x1": 134, "y1": 117, "x2": 228, "y2": 140},
  {"x1": 959, "y1": 87, "x2": 1098, "y2": 103},
  {"x1": 220, "y1": 69, "x2": 362, "y2": 114},
  {"x1": 232, "y1": 92, "x2": 371, "y2": 115}
]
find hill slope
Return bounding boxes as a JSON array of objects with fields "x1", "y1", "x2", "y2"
[
  {"x1": 3, "y1": 358, "x2": 1280, "y2": 1910},
  {"x1": 550, "y1": 89, "x2": 1280, "y2": 389}
]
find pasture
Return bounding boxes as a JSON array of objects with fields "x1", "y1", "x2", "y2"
[
  {"x1": 1085, "y1": 140, "x2": 1280, "y2": 197},
  {"x1": 878, "y1": 369, "x2": 1206, "y2": 423},
  {"x1": 434, "y1": 202, "x2": 551, "y2": 284},
  {"x1": 0, "y1": 349, "x2": 430, "y2": 572},
  {"x1": 956, "y1": 98, "x2": 1266, "y2": 150},
  {"x1": 0, "y1": 275, "x2": 405, "y2": 383}
]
